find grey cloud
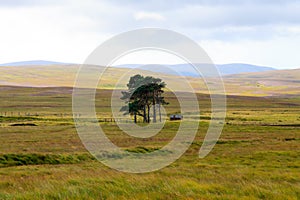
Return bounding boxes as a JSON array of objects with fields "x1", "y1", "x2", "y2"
[
  {"x1": 3, "y1": 0, "x2": 300, "y2": 27},
  {"x1": 87, "y1": 0, "x2": 300, "y2": 41},
  {"x1": 3, "y1": 0, "x2": 299, "y2": 41},
  {"x1": 163, "y1": 2, "x2": 300, "y2": 27},
  {"x1": 0, "y1": 0, "x2": 59, "y2": 7},
  {"x1": 107, "y1": 0, "x2": 300, "y2": 11}
]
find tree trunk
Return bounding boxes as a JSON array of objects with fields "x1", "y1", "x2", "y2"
[
  {"x1": 143, "y1": 105, "x2": 147, "y2": 123},
  {"x1": 147, "y1": 104, "x2": 150, "y2": 123},
  {"x1": 158, "y1": 93, "x2": 162, "y2": 122},
  {"x1": 158, "y1": 102, "x2": 161, "y2": 122},
  {"x1": 134, "y1": 113, "x2": 137, "y2": 123},
  {"x1": 152, "y1": 91, "x2": 156, "y2": 123}
]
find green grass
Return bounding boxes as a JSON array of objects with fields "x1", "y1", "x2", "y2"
[
  {"x1": 0, "y1": 86, "x2": 299, "y2": 199},
  {"x1": 0, "y1": 153, "x2": 94, "y2": 167},
  {"x1": 125, "y1": 146, "x2": 160, "y2": 153}
]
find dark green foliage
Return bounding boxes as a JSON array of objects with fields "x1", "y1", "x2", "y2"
[{"x1": 120, "y1": 74, "x2": 168, "y2": 123}]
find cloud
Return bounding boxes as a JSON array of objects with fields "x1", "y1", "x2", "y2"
[
  {"x1": 0, "y1": 0, "x2": 61, "y2": 7},
  {"x1": 134, "y1": 11, "x2": 165, "y2": 21},
  {"x1": 201, "y1": 36, "x2": 300, "y2": 69},
  {"x1": 0, "y1": 0, "x2": 300, "y2": 68}
]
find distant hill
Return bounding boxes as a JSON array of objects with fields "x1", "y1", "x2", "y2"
[
  {"x1": 217, "y1": 63, "x2": 275, "y2": 75},
  {"x1": 0, "y1": 63, "x2": 298, "y2": 96},
  {"x1": 0, "y1": 60, "x2": 71, "y2": 66},
  {"x1": 115, "y1": 63, "x2": 276, "y2": 76},
  {"x1": 0, "y1": 60, "x2": 276, "y2": 76}
]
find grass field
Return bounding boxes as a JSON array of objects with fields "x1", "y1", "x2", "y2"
[{"x1": 0, "y1": 86, "x2": 300, "y2": 199}]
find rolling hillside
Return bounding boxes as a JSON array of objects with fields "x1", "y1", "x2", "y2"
[
  {"x1": 115, "y1": 63, "x2": 276, "y2": 76},
  {"x1": 223, "y1": 68, "x2": 300, "y2": 96},
  {"x1": 0, "y1": 65, "x2": 198, "y2": 91},
  {"x1": 0, "y1": 64, "x2": 299, "y2": 96},
  {"x1": 1, "y1": 60, "x2": 276, "y2": 75}
]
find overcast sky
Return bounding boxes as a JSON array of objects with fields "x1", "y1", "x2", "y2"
[{"x1": 0, "y1": 0, "x2": 300, "y2": 69}]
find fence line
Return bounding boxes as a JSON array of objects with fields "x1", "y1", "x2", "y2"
[
  {"x1": 0, "y1": 111, "x2": 142, "y2": 123},
  {"x1": 0, "y1": 111, "x2": 172, "y2": 124}
]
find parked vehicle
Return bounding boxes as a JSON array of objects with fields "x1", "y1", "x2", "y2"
[{"x1": 170, "y1": 114, "x2": 183, "y2": 120}]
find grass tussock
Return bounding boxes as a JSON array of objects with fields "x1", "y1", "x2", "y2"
[
  {"x1": 0, "y1": 116, "x2": 38, "y2": 122},
  {"x1": 125, "y1": 146, "x2": 160, "y2": 153},
  {"x1": 0, "y1": 153, "x2": 94, "y2": 167}
]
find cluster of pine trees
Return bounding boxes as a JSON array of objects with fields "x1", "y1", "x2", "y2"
[{"x1": 120, "y1": 74, "x2": 168, "y2": 123}]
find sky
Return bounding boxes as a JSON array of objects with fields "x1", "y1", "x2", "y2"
[{"x1": 0, "y1": 0, "x2": 300, "y2": 69}]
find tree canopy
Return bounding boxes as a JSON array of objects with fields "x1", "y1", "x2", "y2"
[{"x1": 120, "y1": 74, "x2": 168, "y2": 123}]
